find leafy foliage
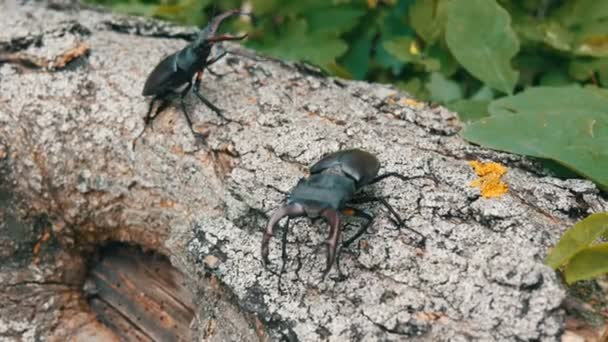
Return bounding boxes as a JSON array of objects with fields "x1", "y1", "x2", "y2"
[
  {"x1": 463, "y1": 86, "x2": 608, "y2": 191},
  {"x1": 86, "y1": 0, "x2": 608, "y2": 191},
  {"x1": 445, "y1": 0, "x2": 519, "y2": 94},
  {"x1": 545, "y1": 213, "x2": 608, "y2": 284}
]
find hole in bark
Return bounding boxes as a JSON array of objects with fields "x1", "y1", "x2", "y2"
[{"x1": 84, "y1": 242, "x2": 196, "y2": 341}]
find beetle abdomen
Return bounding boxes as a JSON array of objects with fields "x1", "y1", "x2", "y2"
[
  {"x1": 142, "y1": 52, "x2": 188, "y2": 96},
  {"x1": 310, "y1": 149, "x2": 380, "y2": 186}
]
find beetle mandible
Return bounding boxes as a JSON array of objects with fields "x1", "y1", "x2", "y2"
[
  {"x1": 140, "y1": 9, "x2": 248, "y2": 136},
  {"x1": 261, "y1": 149, "x2": 426, "y2": 279}
]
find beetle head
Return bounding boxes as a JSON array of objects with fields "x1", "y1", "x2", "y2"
[
  {"x1": 261, "y1": 201, "x2": 341, "y2": 267},
  {"x1": 195, "y1": 9, "x2": 249, "y2": 47}
]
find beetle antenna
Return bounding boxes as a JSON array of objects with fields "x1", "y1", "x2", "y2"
[{"x1": 261, "y1": 203, "x2": 305, "y2": 266}]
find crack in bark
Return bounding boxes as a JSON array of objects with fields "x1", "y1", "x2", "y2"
[
  {"x1": 101, "y1": 19, "x2": 197, "y2": 41},
  {"x1": 0, "y1": 21, "x2": 91, "y2": 53}
]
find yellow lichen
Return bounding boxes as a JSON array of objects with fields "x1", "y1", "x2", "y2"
[
  {"x1": 400, "y1": 98, "x2": 425, "y2": 109},
  {"x1": 468, "y1": 160, "x2": 509, "y2": 198}
]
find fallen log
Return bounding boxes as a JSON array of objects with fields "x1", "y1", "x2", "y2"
[{"x1": 1, "y1": 2, "x2": 607, "y2": 341}]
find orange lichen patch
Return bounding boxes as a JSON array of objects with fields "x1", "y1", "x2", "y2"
[
  {"x1": 468, "y1": 160, "x2": 509, "y2": 198},
  {"x1": 159, "y1": 199, "x2": 175, "y2": 208},
  {"x1": 171, "y1": 144, "x2": 184, "y2": 154},
  {"x1": 385, "y1": 94, "x2": 397, "y2": 105},
  {"x1": 52, "y1": 42, "x2": 90, "y2": 69},
  {"x1": 415, "y1": 311, "x2": 446, "y2": 322},
  {"x1": 0, "y1": 42, "x2": 89, "y2": 70}
]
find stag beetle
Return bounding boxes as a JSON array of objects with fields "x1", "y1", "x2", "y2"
[
  {"x1": 261, "y1": 149, "x2": 426, "y2": 279},
  {"x1": 140, "y1": 9, "x2": 248, "y2": 136}
]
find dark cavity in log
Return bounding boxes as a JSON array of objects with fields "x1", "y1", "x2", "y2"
[{"x1": 85, "y1": 243, "x2": 196, "y2": 342}]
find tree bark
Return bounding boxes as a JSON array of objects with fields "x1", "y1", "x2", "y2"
[{"x1": 1, "y1": 2, "x2": 606, "y2": 341}]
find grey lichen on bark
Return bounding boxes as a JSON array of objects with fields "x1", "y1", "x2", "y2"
[{"x1": 1, "y1": 1, "x2": 607, "y2": 341}]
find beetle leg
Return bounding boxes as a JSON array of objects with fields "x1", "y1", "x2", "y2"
[
  {"x1": 340, "y1": 207, "x2": 374, "y2": 248},
  {"x1": 349, "y1": 196, "x2": 426, "y2": 247},
  {"x1": 368, "y1": 172, "x2": 436, "y2": 186},
  {"x1": 205, "y1": 49, "x2": 229, "y2": 77},
  {"x1": 225, "y1": 49, "x2": 266, "y2": 62},
  {"x1": 320, "y1": 208, "x2": 341, "y2": 280},
  {"x1": 144, "y1": 96, "x2": 171, "y2": 127},
  {"x1": 192, "y1": 77, "x2": 228, "y2": 121},
  {"x1": 207, "y1": 50, "x2": 227, "y2": 67},
  {"x1": 368, "y1": 172, "x2": 415, "y2": 185},
  {"x1": 132, "y1": 96, "x2": 171, "y2": 150},
  {"x1": 261, "y1": 203, "x2": 305, "y2": 266},
  {"x1": 329, "y1": 207, "x2": 373, "y2": 281},
  {"x1": 144, "y1": 98, "x2": 158, "y2": 126},
  {"x1": 206, "y1": 68, "x2": 223, "y2": 78},
  {"x1": 349, "y1": 196, "x2": 403, "y2": 225},
  {"x1": 178, "y1": 82, "x2": 197, "y2": 134}
]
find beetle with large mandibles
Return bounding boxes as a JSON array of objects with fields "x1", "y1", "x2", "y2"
[
  {"x1": 261, "y1": 149, "x2": 426, "y2": 279},
  {"x1": 140, "y1": 9, "x2": 248, "y2": 137}
]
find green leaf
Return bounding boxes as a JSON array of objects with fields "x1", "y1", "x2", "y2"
[
  {"x1": 341, "y1": 27, "x2": 375, "y2": 79},
  {"x1": 306, "y1": 7, "x2": 366, "y2": 36},
  {"x1": 511, "y1": 10, "x2": 572, "y2": 52},
  {"x1": 488, "y1": 86, "x2": 608, "y2": 116},
  {"x1": 383, "y1": 36, "x2": 441, "y2": 72},
  {"x1": 540, "y1": 159, "x2": 582, "y2": 179},
  {"x1": 564, "y1": 243, "x2": 608, "y2": 284},
  {"x1": 513, "y1": 53, "x2": 555, "y2": 87},
  {"x1": 545, "y1": 213, "x2": 608, "y2": 269},
  {"x1": 397, "y1": 78, "x2": 429, "y2": 101},
  {"x1": 112, "y1": 3, "x2": 158, "y2": 17},
  {"x1": 408, "y1": 0, "x2": 447, "y2": 44},
  {"x1": 249, "y1": 0, "x2": 279, "y2": 15},
  {"x1": 445, "y1": 0, "x2": 520, "y2": 94},
  {"x1": 383, "y1": 36, "x2": 417, "y2": 63},
  {"x1": 374, "y1": 1, "x2": 415, "y2": 74},
  {"x1": 153, "y1": 0, "x2": 210, "y2": 26},
  {"x1": 471, "y1": 85, "x2": 494, "y2": 101},
  {"x1": 464, "y1": 86, "x2": 608, "y2": 190},
  {"x1": 553, "y1": 1, "x2": 608, "y2": 27},
  {"x1": 427, "y1": 43, "x2": 460, "y2": 77},
  {"x1": 255, "y1": 20, "x2": 348, "y2": 68},
  {"x1": 539, "y1": 69, "x2": 571, "y2": 86},
  {"x1": 574, "y1": 21, "x2": 608, "y2": 57},
  {"x1": 569, "y1": 58, "x2": 608, "y2": 86},
  {"x1": 251, "y1": 0, "x2": 328, "y2": 15},
  {"x1": 447, "y1": 100, "x2": 490, "y2": 122},
  {"x1": 425, "y1": 72, "x2": 463, "y2": 103}
]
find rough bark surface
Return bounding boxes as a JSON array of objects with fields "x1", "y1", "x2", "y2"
[{"x1": 1, "y1": 2, "x2": 607, "y2": 341}]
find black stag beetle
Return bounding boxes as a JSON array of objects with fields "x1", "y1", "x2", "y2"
[
  {"x1": 261, "y1": 149, "x2": 426, "y2": 279},
  {"x1": 140, "y1": 9, "x2": 248, "y2": 137}
]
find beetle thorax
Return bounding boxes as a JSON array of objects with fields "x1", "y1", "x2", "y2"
[{"x1": 287, "y1": 173, "x2": 356, "y2": 216}]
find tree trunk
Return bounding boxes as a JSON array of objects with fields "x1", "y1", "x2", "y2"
[{"x1": 1, "y1": 2, "x2": 606, "y2": 341}]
